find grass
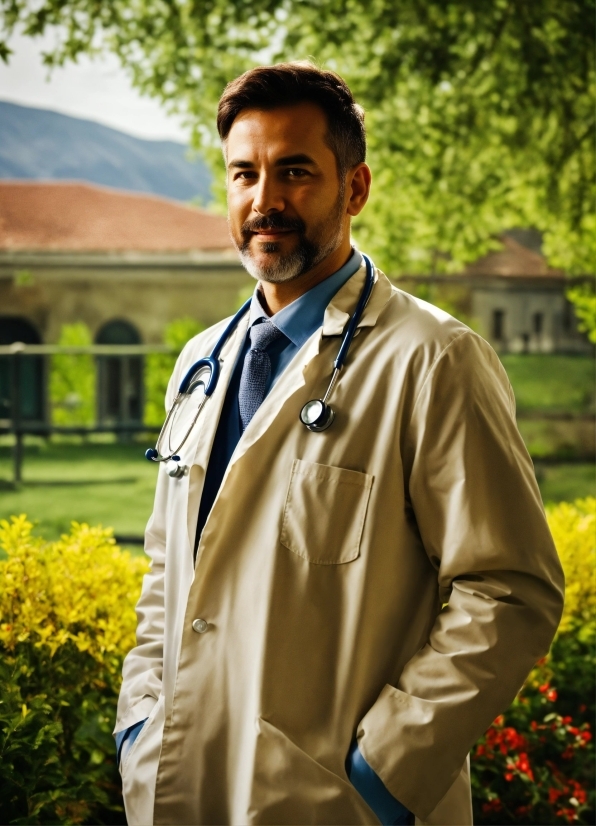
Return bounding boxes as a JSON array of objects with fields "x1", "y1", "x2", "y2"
[
  {"x1": 0, "y1": 355, "x2": 593, "y2": 544},
  {"x1": 500, "y1": 354, "x2": 595, "y2": 415},
  {"x1": 0, "y1": 439, "x2": 158, "y2": 547},
  {"x1": 535, "y1": 462, "x2": 595, "y2": 505},
  {"x1": 0, "y1": 438, "x2": 593, "y2": 550}
]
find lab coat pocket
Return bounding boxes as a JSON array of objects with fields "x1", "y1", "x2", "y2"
[
  {"x1": 280, "y1": 459, "x2": 373, "y2": 564},
  {"x1": 249, "y1": 717, "x2": 375, "y2": 824}
]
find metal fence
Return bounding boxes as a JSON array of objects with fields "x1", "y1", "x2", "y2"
[{"x1": 0, "y1": 343, "x2": 175, "y2": 484}]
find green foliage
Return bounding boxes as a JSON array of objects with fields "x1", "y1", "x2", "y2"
[
  {"x1": 1, "y1": 1, "x2": 593, "y2": 274},
  {"x1": 0, "y1": 498, "x2": 593, "y2": 822},
  {"x1": 49, "y1": 324, "x2": 95, "y2": 426},
  {"x1": 144, "y1": 317, "x2": 204, "y2": 426},
  {"x1": 567, "y1": 284, "x2": 596, "y2": 344},
  {"x1": 0, "y1": 516, "x2": 148, "y2": 824}
]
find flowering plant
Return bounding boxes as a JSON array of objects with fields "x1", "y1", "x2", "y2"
[{"x1": 473, "y1": 498, "x2": 595, "y2": 824}]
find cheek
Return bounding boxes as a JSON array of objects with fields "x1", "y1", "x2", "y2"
[{"x1": 227, "y1": 188, "x2": 251, "y2": 227}]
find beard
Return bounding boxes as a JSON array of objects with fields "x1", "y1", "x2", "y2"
[{"x1": 231, "y1": 190, "x2": 345, "y2": 284}]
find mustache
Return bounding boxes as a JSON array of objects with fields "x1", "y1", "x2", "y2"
[{"x1": 241, "y1": 214, "x2": 306, "y2": 235}]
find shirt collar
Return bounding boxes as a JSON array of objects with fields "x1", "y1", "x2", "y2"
[{"x1": 248, "y1": 248, "x2": 363, "y2": 348}]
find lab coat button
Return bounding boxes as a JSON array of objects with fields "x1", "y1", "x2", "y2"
[{"x1": 192, "y1": 618, "x2": 209, "y2": 634}]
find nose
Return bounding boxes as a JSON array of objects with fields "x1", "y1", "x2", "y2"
[{"x1": 252, "y1": 172, "x2": 285, "y2": 216}]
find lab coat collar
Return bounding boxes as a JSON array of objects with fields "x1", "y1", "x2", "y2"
[{"x1": 322, "y1": 259, "x2": 394, "y2": 337}]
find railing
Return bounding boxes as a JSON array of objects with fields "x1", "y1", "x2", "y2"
[{"x1": 0, "y1": 343, "x2": 175, "y2": 484}]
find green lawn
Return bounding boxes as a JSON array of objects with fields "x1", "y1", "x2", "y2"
[
  {"x1": 0, "y1": 437, "x2": 593, "y2": 548},
  {"x1": 500, "y1": 354, "x2": 595, "y2": 415},
  {"x1": 0, "y1": 440, "x2": 158, "y2": 545},
  {"x1": 0, "y1": 355, "x2": 593, "y2": 543}
]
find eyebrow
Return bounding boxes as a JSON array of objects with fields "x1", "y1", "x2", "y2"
[{"x1": 227, "y1": 153, "x2": 318, "y2": 169}]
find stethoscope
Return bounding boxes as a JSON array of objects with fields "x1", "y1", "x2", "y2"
[{"x1": 146, "y1": 253, "x2": 376, "y2": 477}]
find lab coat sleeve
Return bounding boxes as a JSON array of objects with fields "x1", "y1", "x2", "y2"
[
  {"x1": 356, "y1": 331, "x2": 565, "y2": 820},
  {"x1": 114, "y1": 353, "x2": 188, "y2": 734}
]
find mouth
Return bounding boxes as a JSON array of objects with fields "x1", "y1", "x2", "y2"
[{"x1": 252, "y1": 229, "x2": 295, "y2": 239}]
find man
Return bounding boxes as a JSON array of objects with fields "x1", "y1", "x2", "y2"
[{"x1": 114, "y1": 62, "x2": 564, "y2": 825}]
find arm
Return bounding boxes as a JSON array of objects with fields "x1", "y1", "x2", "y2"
[
  {"x1": 114, "y1": 464, "x2": 169, "y2": 733},
  {"x1": 346, "y1": 741, "x2": 413, "y2": 825},
  {"x1": 357, "y1": 332, "x2": 564, "y2": 820},
  {"x1": 114, "y1": 349, "x2": 188, "y2": 735}
]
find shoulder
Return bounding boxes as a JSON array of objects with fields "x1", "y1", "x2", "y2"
[{"x1": 375, "y1": 279, "x2": 512, "y2": 408}]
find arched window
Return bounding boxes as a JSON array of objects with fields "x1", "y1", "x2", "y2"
[
  {"x1": 0, "y1": 317, "x2": 45, "y2": 423},
  {"x1": 95, "y1": 320, "x2": 143, "y2": 425}
]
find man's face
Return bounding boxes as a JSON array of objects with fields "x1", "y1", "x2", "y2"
[{"x1": 225, "y1": 102, "x2": 348, "y2": 283}]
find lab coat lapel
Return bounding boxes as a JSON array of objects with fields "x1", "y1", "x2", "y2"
[
  {"x1": 180, "y1": 316, "x2": 249, "y2": 551},
  {"x1": 225, "y1": 263, "x2": 394, "y2": 469}
]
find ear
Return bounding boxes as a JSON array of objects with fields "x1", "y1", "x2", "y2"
[{"x1": 346, "y1": 163, "x2": 371, "y2": 217}]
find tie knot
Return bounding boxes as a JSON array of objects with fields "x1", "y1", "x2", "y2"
[{"x1": 249, "y1": 319, "x2": 283, "y2": 352}]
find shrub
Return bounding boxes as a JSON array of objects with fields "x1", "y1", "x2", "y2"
[
  {"x1": 0, "y1": 499, "x2": 593, "y2": 823},
  {"x1": 472, "y1": 498, "x2": 595, "y2": 824},
  {"x1": 0, "y1": 516, "x2": 148, "y2": 824},
  {"x1": 49, "y1": 324, "x2": 96, "y2": 426}
]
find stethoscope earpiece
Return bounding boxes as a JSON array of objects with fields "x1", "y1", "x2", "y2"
[{"x1": 300, "y1": 399, "x2": 335, "y2": 432}]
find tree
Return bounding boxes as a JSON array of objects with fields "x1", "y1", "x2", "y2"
[{"x1": 2, "y1": 0, "x2": 593, "y2": 274}]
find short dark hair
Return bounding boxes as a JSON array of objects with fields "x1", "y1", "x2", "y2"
[{"x1": 217, "y1": 62, "x2": 366, "y2": 177}]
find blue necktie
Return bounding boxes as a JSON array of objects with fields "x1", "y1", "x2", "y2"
[{"x1": 238, "y1": 320, "x2": 284, "y2": 431}]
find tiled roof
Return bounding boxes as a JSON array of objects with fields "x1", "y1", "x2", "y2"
[
  {"x1": 464, "y1": 235, "x2": 564, "y2": 278},
  {"x1": 0, "y1": 181, "x2": 234, "y2": 253}
]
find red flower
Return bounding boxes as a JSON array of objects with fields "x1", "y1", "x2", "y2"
[
  {"x1": 482, "y1": 800, "x2": 503, "y2": 813},
  {"x1": 504, "y1": 772, "x2": 514, "y2": 782},
  {"x1": 549, "y1": 787, "x2": 564, "y2": 804},
  {"x1": 580, "y1": 730, "x2": 592, "y2": 743},
  {"x1": 568, "y1": 726, "x2": 580, "y2": 736},
  {"x1": 514, "y1": 752, "x2": 534, "y2": 781},
  {"x1": 546, "y1": 688, "x2": 558, "y2": 702},
  {"x1": 562, "y1": 716, "x2": 572, "y2": 724}
]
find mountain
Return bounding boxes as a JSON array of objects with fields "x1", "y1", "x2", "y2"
[{"x1": 0, "y1": 101, "x2": 212, "y2": 203}]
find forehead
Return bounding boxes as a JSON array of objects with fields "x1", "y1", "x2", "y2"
[{"x1": 226, "y1": 102, "x2": 334, "y2": 162}]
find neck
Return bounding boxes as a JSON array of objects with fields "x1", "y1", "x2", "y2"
[{"x1": 258, "y1": 237, "x2": 353, "y2": 316}]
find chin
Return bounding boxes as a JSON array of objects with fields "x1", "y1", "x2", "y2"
[{"x1": 239, "y1": 248, "x2": 306, "y2": 284}]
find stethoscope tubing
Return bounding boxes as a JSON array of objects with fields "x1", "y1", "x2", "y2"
[{"x1": 147, "y1": 254, "x2": 375, "y2": 463}]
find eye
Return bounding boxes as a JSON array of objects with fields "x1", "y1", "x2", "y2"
[
  {"x1": 233, "y1": 170, "x2": 258, "y2": 181},
  {"x1": 285, "y1": 168, "x2": 309, "y2": 178}
]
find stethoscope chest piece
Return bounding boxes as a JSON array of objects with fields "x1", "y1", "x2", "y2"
[
  {"x1": 166, "y1": 458, "x2": 188, "y2": 478},
  {"x1": 300, "y1": 399, "x2": 335, "y2": 432}
]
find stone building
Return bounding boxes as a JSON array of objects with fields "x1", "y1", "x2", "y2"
[
  {"x1": 0, "y1": 182, "x2": 590, "y2": 428},
  {"x1": 395, "y1": 230, "x2": 590, "y2": 355},
  {"x1": 0, "y1": 180, "x2": 251, "y2": 346}
]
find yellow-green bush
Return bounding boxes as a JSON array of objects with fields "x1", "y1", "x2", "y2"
[
  {"x1": 0, "y1": 500, "x2": 593, "y2": 824},
  {"x1": 0, "y1": 516, "x2": 147, "y2": 825},
  {"x1": 546, "y1": 497, "x2": 595, "y2": 637}
]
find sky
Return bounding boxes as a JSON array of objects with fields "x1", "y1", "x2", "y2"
[{"x1": 0, "y1": 30, "x2": 189, "y2": 143}]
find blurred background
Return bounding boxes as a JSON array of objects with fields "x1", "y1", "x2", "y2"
[
  {"x1": 0, "y1": 1, "x2": 593, "y2": 545},
  {"x1": 0, "y1": 2, "x2": 594, "y2": 824}
]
